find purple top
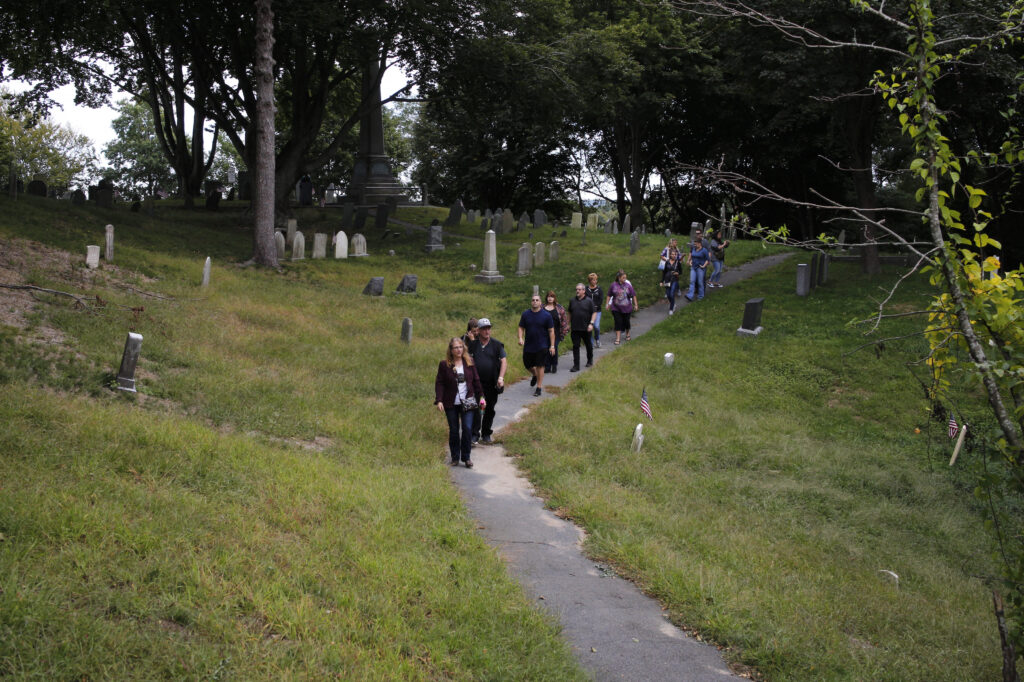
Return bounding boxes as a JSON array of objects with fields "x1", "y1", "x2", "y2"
[{"x1": 608, "y1": 281, "x2": 636, "y2": 313}]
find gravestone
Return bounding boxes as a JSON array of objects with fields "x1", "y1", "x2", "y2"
[
  {"x1": 467, "y1": 209, "x2": 477, "y2": 223},
  {"x1": 401, "y1": 317, "x2": 413, "y2": 344},
  {"x1": 796, "y1": 263, "x2": 810, "y2": 296},
  {"x1": 611, "y1": 217, "x2": 619, "y2": 234},
  {"x1": 475, "y1": 230, "x2": 504, "y2": 284},
  {"x1": 116, "y1": 332, "x2": 144, "y2": 392},
  {"x1": 291, "y1": 233, "x2": 306, "y2": 261},
  {"x1": 533, "y1": 284, "x2": 540, "y2": 297},
  {"x1": 485, "y1": 208, "x2": 493, "y2": 221},
  {"x1": 362, "y1": 277, "x2": 384, "y2": 296},
  {"x1": 205, "y1": 193, "x2": 220, "y2": 211},
  {"x1": 375, "y1": 204, "x2": 390, "y2": 230},
  {"x1": 819, "y1": 254, "x2": 829, "y2": 284},
  {"x1": 534, "y1": 241, "x2": 545, "y2": 267},
  {"x1": 104, "y1": 225, "x2": 114, "y2": 262},
  {"x1": 71, "y1": 189, "x2": 86, "y2": 205},
  {"x1": 837, "y1": 229, "x2": 846, "y2": 247},
  {"x1": 664, "y1": 229, "x2": 672, "y2": 238},
  {"x1": 287, "y1": 218, "x2": 297, "y2": 246},
  {"x1": 549, "y1": 240, "x2": 559, "y2": 262},
  {"x1": 516, "y1": 242, "x2": 532, "y2": 276},
  {"x1": 809, "y1": 253, "x2": 819, "y2": 289},
  {"x1": 586, "y1": 213, "x2": 598, "y2": 230},
  {"x1": 389, "y1": 249, "x2": 396, "y2": 257},
  {"x1": 354, "y1": 206, "x2": 368, "y2": 230},
  {"x1": 94, "y1": 186, "x2": 113, "y2": 209},
  {"x1": 312, "y1": 233, "x2": 328, "y2": 259},
  {"x1": 351, "y1": 233, "x2": 368, "y2": 257},
  {"x1": 237, "y1": 171, "x2": 251, "y2": 200},
  {"x1": 631, "y1": 423, "x2": 644, "y2": 453},
  {"x1": 533, "y1": 209, "x2": 546, "y2": 231},
  {"x1": 664, "y1": 353, "x2": 675, "y2": 367},
  {"x1": 560, "y1": 229, "x2": 567, "y2": 237},
  {"x1": 275, "y1": 231, "x2": 286, "y2": 259},
  {"x1": 130, "y1": 201, "x2": 141, "y2": 213},
  {"x1": 445, "y1": 201, "x2": 463, "y2": 226},
  {"x1": 581, "y1": 227, "x2": 586, "y2": 246},
  {"x1": 518, "y1": 212, "x2": 529, "y2": 232},
  {"x1": 86, "y1": 245, "x2": 100, "y2": 269},
  {"x1": 425, "y1": 225, "x2": 445, "y2": 252},
  {"x1": 341, "y1": 202, "x2": 355, "y2": 229},
  {"x1": 629, "y1": 230, "x2": 639, "y2": 255},
  {"x1": 737, "y1": 297, "x2": 765, "y2": 337},
  {"x1": 501, "y1": 210, "x2": 514, "y2": 235},
  {"x1": 27, "y1": 180, "x2": 46, "y2": 197},
  {"x1": 571, "y1": 212, "x2": 582, "y2": 230},
  {"x1": 623, "y1": 214, "x2": 632, "y2": 234},
  {"x1": 480, "y1": 217, "x2": 490, "y2": 231},
  {"x1": 396, "y1": 274, "x2": 418, "y2": 293},
  {"x1": 334, "y1": 231, "x2": 348, "y2": 259},
  {"x1": 201, "y1": 257, "x2": 212, "y2": 287},
  {"x1": 325, "y1": 183, "x2": 337, "y2": 204}
]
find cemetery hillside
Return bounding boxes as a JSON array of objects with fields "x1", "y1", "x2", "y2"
[{"x1": 0, "y1": 195, "x2": 1014, "y2": 679}]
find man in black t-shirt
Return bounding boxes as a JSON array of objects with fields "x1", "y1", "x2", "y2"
[
  {"x1": 470, "y1": 318, "x2": 507, "y2": 444},
  {"x1": 567, "y1": 283, "x2": 597, "y2": 371}
]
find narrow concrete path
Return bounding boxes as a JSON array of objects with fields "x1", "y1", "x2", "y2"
[{"x1": 449, "y1": 253, "x2": 792, "y2": 681}]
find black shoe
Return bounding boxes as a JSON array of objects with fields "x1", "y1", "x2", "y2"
[
  {"x1": 530, "y1": 375, "x2": 537, "y2": 387},
  {"x1": 534, "y1": 387, "x2": 542, "y2": 397},
  {"x1": 570, "y1": 365, "x2": 580, "y2": 372},
  {"x1": 450, "y1": 459, "x2": 460, "y2": 466},
  {"x1": 464, "y1": 460, "x2": 473, "y2": 468},
  {"x1": 472, "y1": 435, "x2": 479, "y2": 444},
  {"x1": 585, "y1": 361, "x2": 593, "y2": 367},
  {"x1": 482, "y1": 435, "x2": 493, "y2": 444},
  {"x1": 549, "y1": 367, "x2": 557, "y2": 374}
]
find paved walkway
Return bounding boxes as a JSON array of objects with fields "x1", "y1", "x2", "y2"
[{"x1": 449, "y1": 253, "x2": 792, "y2": 681}]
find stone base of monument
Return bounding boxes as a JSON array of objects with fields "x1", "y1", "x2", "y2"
[
  {"x1": 736, "y1": 326, "x2": 764, "y2": 337},
  {"x1": 474, "y1": 271, "x2": 505, "y2": 284}
]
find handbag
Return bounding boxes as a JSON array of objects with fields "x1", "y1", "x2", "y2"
[
  {"x1": 658, "y1": 258, "x2": 666, "y2": 270},
  {"x1": 461, "y1": 396, "x2": 479, "y2": 413}
]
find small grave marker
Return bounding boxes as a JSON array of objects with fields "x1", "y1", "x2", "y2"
[
  {"x1": 86, "y1": 245, "x2": 100, "y2": 269},
  {"x1": 401, "y1": 317, "x2": 413, "y2": 343},
  {"x1": 201, "y1": 257, "x2": 211, "y2": 287},
  {"x1": 116, "y1": 332, "x2": 143, "y2": 392},
  {"x1": 104, "y1": 225, "x2": 114, "y2": 262},
  {"x1": 362, "y1": 277, "x2": 384, "y2": 296},
  {"x1": 737, "y1": 297, "x2": 765, "y2": 337}
]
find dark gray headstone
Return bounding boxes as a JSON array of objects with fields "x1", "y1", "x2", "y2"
[
  {"x1": 809, "y1": 253, "x2": 819, "y2": 289},
  {"x1": 533, "y1": 208, "x2": 546, "y2": 231},
  {"x1": 362, "y1": 277, "x2": 384, "y2": 296},
  {"x1": 205, "y1": 193, "x2": 221, "y2": 211},
  {"x1": 820, "y1": 255, "x2": 829, "y2": 285},
  {"x1": 739, "y1": 298, "x2": 765, "y2": 336},
  {"x1": 71, "y1": 189, "x2": 86, "y2": 205},
  {"x1": 95, "y1": 188, "x2": 113, "y2": 209},
  {"x1": 425, "y1": 225, "x2": 445, "y2": 252},
  {"x1": 560, "y1": 229, "x2": 567, "y2": 237},
  {"x1": 401, "y1": 317, "x2": 413, "y2": 344},
  {"x1": 116, "y1": 332, "x2": 143, "y2": 392},
  {"x1": 298, "y1": 176, "x2": 313, "y2": 206},
  {"x1": 341, "y1": 202, "x2": 355, "y2": 229},
  {"x1": 375, "y1": 204, "x2": 390, "y2": 230},
  {"x1": 629, "y1": 230, "x2": 639, "y2": 255},
  {"x1": 396, "y1": 274, "x2": 418, "y2": 293},
  {"x1": 27, "y1": 180, "x2": 46, "y2": 197},
  {"x1": 354, "y1": 206, "x2": 368, "y2": 230},
  {"x1": 796, "y1": 264, "x2": 811, "y2": 296},
  {"x1": 445, "y1": 201, "x2": 463, "y2": 226},
  {"x1": 238, "y1": 171, "x2": 251, "y2": 200}
]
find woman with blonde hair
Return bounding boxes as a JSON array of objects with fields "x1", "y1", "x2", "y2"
[{"x1": 434, "y1": 337, "x2": 485, "y2": 468}]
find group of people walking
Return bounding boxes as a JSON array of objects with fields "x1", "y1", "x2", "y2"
[{"x1": 434, "y1": 226, "x2": 729, "y2": 468}]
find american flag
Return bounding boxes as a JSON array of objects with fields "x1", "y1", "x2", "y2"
[
  {"x1": 640, "y1": 387, "x2": 653, "y2": 421},
  {"x1": 948, "y1": 413, "x2": 959, "y2": 439}
]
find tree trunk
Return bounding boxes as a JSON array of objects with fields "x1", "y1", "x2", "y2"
[{"x1": 251, "y1": 0, "x2": 278, "y2": 267}]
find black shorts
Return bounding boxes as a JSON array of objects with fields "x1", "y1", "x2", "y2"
[{"x1": 523, "y1": 348, "x2": 548, "y2": 370}]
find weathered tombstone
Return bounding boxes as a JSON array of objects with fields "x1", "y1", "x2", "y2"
[
  {"x1": 275, "y1": 231, "x2": 286, "y2": 259},
  {"x1": 94, "y1": 186, "x2": 113, "y2": 209},
  {"x1": 631, "y1": 423, "x2": 644, "y2": 453},
  {"x1": 205, "y1": 192, "x2": 220, "y2": 211},
  {"x1": 287, "y1": 218, "x2": 297, "y2": 246},
  {"x1": 809, "y1": 253, "x2": 819, "y2": 289},
  {"x1": 629, "y1": 230, "x2": 639, "y2": 255},
  {"x1": 534, "y1": 241, "x2": 545, "y2": 267},
  {"x1": 104, "y1": 225, "x2": 114, "y2": 262},
  {"x1": 27, "y1": 179, "x2": 46, "y2": 197},
  {"x1": 375, "y1": 203, "x2": 390, "y2": 230},
  {"x1": 334, "y1": 231, "x2": 348, "y2": 259},
  {"x1": 116, "y1": 332, "x2": 144, "y2": 392},
  {"x1": 518, "y1": 212, "x2": 529, "y2": 232},
  {"x1": 586, "y1": 213, "x2": 598, "y2": 230},
  {"x1": 820, "y1": 254, "x2": 829, "y2": 284},
  {"x1": 445, "y1": 201, "x2": 463, "y2": 226},
  {"x1": 325, "y1": 183, "x2": 337, "y2": 204},
  {"x1": 354, "y1": 206, "x2": 368, "y2": 230},
  {"x1": 533, "y1": 284, "x2": 540, "y2": 297},
  {"x1": 401, "y1": 317, "x2": 413, "y2": 344},
  {"x1": 664, "y1": 228, "x2": 672, "y2": 238},
  {"x1": 737, "y1": 297, "x2": 765, "y2": 337},
  {"x1": 549, "y1": 240, "x2": 559, "y2": 262},
  {"x1": 664, "y1": 353, "x2": 675, "y2": 367},
  {"x1": 475, "y1": 230, "x2": 504, "y2": 284},
  {"x1": 341, "y1": 202, "x2": 355, "y2": 229},
  {"x1": 611, "y1": 217, "x2": 619, "y2": 234},
  {"x1": 389, "y1": 249, "x2": 396, "y2": 257},
  {"x1": 201, "y1": 257, "x2": 212, "y2": 287},
  {"x1": 485, "y1": 208, "x2": 493, "y2": 221},
  {"x1": 351, "y1": 233, "x2": 368, "y2": 257},
  {"x1": 71, "y1": 189, "x2": 86, "y2": 205},
  {"x1": 86, "y1": 245, "x2": 100, "y2": 269},
  {"x1": 362, "y1": 277, "x2": 384, "y2": 296},
  {"x1": 516, "y1": 242, "x2": 532, "y2": 276},
  {"x1": 533, "y1": 209, "x2": 546, "y2": 231},
  {"x1": 291, "y1": 232, "x2": 306, "y2": 261},
  {"x1": 501, "y1": 210, "x2": 514, "y2": 235},
  {"x1": 623, "y1": 214, "x2": 632, "y2": 234},
  {"x1": 466, "y1": 209, "x2": 477, "y2": 223},
  {"x1": 570, "y1": 212, "x2": 582, "y2": 230},
  {"x1": 551, "y1": 230, "x2": 557, "y2": 238},
  {"x1": 560, "y1": 229, "x2": 567, "y2": 237},
  {"x1": 837, "y1": 229, "x2": 847, "y2": 246},
  {"x1": 396, "y1": 274, "x2": 418, "y2": 293},
  {"x1": 312, "y1": 233, "x2": 328, "y2": 259},
  {"x1": 796, "y1": 263, "x2": 810, "y2": 296},
  {"x1": 425, "y1": 225, "x2": 445, "y2": 252}
]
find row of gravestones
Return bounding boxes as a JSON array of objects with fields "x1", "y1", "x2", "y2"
[
  {"x1": 334, "y1": 199, "x2": 399, "y2": 231},
  {"x1": 447, "y1": 203, "x2": 626, "y2": 236},
  {"x1": 796, "y1": 253, "x2": 829, "y2": 296},
  {"x1": 83, "y1": 224, "x2": 212, "y2": 288},
  {"x1": 514, "y1": 241, "x2": 559, "y2": 276},
  {"x1": 277, "y1": 229, "x2": 370, "y2": 261}
]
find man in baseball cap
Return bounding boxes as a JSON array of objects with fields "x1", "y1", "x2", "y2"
[{"x1": 469, "y1": 317, "x2": 507, "y2": 444}]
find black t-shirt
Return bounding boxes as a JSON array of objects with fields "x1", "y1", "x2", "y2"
[
  {"x1": 471, "y1": 338, "x2": 506, "y2": 384},
  {"x1": 568, "y1": 296, "x2": 596, "y2": 331}
]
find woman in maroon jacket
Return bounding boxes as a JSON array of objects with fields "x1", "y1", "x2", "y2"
[{"x1": 435, "y1": 337, "x2": 486, "y2": 468}]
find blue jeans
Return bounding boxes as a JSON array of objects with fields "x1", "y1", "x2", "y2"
[
  {"x1": 445, "y1": 406, "x2": 474, "y2": 462},
  {"x1": 687, "y1": 267, "x2": 705, "y2": 300},
  {"x1": 592, "y1": 311, "x2": 602, "y2": 343},
  {"x1": 665, "y1": 280, "x2": 679, "y2": 310},
  {"x1": 710, "y1": 260, "x2": 723, "y2": 284}
]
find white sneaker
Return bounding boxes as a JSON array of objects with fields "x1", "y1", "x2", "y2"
[{"x1": 668, "y1": 309, "x2": 674, "y2": 315}]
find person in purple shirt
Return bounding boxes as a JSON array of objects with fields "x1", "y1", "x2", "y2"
[
  {"x1": 685, "y1": 237, "x2": 710, "y2": 301},
  {"x1": 605, "y1": 269, "x2": 638, "y2": 344}
]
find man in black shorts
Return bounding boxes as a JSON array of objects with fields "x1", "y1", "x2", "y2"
[
  {"x1": 518, "y1": 294, "x2": 555, "y2": 397},
  {"x1": 469, "y1": 318, "x2": 507, "y2": 444}
]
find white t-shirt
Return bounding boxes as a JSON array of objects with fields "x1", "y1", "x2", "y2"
[{"x1": 455, "y1": 365, "x2": 468, "y2": 405}]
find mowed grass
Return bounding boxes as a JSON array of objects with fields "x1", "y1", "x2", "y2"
[{"x1": 500, "y1": 258, "x2": 1003, "y2": 680}]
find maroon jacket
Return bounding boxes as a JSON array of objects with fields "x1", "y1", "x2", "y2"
[{"x1": 434, "y1": 360, "x2": 484, "y2": 408}]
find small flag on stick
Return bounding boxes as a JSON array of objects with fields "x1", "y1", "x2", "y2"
[
  {"x1": 948, "y1": 412, "x2": 959, "y2": 439},
  {"x1": 640, "y1": 387, "x2": 653, "y2": 421}
]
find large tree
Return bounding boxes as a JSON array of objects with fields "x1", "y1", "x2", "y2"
[{"x1": 103, "y1": 97, "x2": 177, "y2": 198}]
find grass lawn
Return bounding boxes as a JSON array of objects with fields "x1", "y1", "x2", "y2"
[{"x1": 0, "y1": 194, "x2": 1004, "y2": 679}]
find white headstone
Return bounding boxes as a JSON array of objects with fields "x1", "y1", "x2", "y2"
[
  {"x1": 86, "y1": 245, "x2": 100, "y2": 269},
  {"x1": 534, "y1": 241, "x2": 545, "y2": 267},
  {"x1": 586, "y1": 213, "x2": 598, "y2": 230},
  {"x1": 631, "y1": 423, "x2": 644, "y2": 453},
  {"x1": 291, "y1": 232, "x2": 306, "y2": 261},
  {"x1": 516, "y1": 242, "x2": 532, "y2": 276},
  {"x1": 275, "y1": 231, "x2": 286, "y2": 259},
  {"x1": 312, "y1": 233, "x2": 327, "y2": 259},
  {"x1": 104, "y1": 225, "x2": 114, "y2": 261},
  {"x1": 351, "y1": 233, "x2": 368, "y2": 257},
  {"x1": 201, "y1": 257, "x2": 211, "y2": 287},
  {"x1": 664, "y1": 353, "x2": 675, "y2": 367},
  {"x1": 474, "y1": 230, "x2": 504, "y2": 284},
  {"x1": 335, "y1": 231, "x2": 348, "y2": 259},
  {"x1": 571, "y1": 212, "x2": 582, "y2": 230},
  {"x1": 549, "y1": 240, "x2": 559, "y2": 262},
  {"x1": 287, "y1": 218, "x2": 297, "y2": 246}
]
